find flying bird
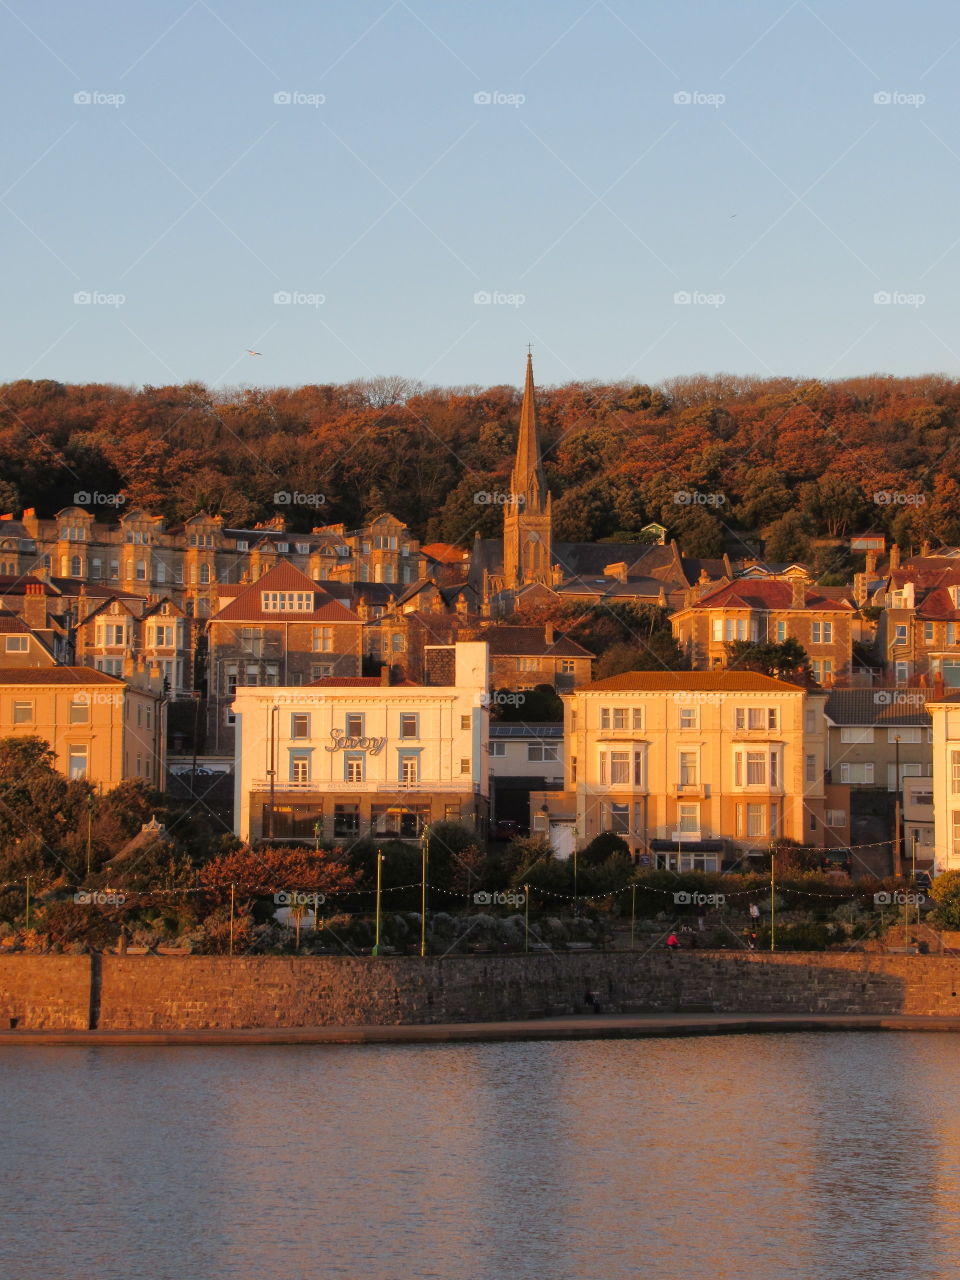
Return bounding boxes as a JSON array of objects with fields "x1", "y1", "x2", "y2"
[{"x1": 246, "y1": 349, "x2": 262, "y2": 357}]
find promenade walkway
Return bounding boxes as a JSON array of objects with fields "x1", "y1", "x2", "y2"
[{"x1": 3, "y1": 1012, "x2": 960, "y2": 1046}]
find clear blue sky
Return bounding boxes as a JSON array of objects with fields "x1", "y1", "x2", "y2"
[{"x1": 3, "y1": 0, "x2": 959, "y2": 390}]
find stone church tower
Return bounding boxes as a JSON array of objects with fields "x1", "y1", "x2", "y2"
[{"x1": 503, "y1": 353, "x2": 553, "y2": 588}]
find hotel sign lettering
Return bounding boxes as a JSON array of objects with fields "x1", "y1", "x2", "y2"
[{"x1": 325, "y1": 728, "x2": 387, "y2": 755}]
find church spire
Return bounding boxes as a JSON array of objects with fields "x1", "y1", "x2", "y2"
[
  {"x1": 511, "y1": 351, "x2": 548, "y2": 513},
  {"x1": 503, "y1": 352, "x2": 552, "y2": 590}
]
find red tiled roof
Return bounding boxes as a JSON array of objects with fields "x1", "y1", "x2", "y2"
[
  {"x1": 421, "y1": 542, "x2": 467, "y2": 564},
  {"x1": 691, "y1": 581, "x2": 853, "y2": 612},
  {"x1": 210, "y1": 559, "x2": 360, "y2": 624},
  {"x1": 583, "y1": 671, "x2": 804, "y2": 692},
  {"x1": 916, "y1": 587, "x2": 960, "y2": 621},
  {"x1": 0, "y1": 610, "x2": 31, "y2": 634},
  {"x1": 0, "y1": 667, "x2": 124, "y2": 685}
]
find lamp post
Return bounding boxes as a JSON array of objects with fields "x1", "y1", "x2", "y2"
[
  {"x1": 524, "y1": 883, "x2": 530, "y2": 953},
  {"x1": 420, "y1": 823, "x2": 430, "y2": 958},
  {"x1": 894, "y1": 735, "x2": 903, "y2": 877},
  {"x1": 229, "y1": 882, "x2": 235, "y2": 957},
  {"x1": 85, "y1": 792, "x2": 93, "y2": 878},
  {"x1": 769, "y1": 850, "x2": 776, "y2": 952},
  {"x1": 267, "y1": 703, "x2": 279, "y2": 842},
  {"x1": 372, "y1": 849, "x2": 384, "y2": 956}
]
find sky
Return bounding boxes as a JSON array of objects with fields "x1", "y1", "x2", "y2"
[{"x1": 3, "y1": 0, "x2": 960, "y2": 391}]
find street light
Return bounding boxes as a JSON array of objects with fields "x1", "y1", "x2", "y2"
[
  {"x1": 267, "y1": 703, "x2": 279, "y2": 842},
  {"x1": 894, "y1": 735, "x2": 903, "y2": 877},
  {"x1": 372, "y1": 848, "x2": 384, "y2": 956},
  {"x1": 85, "y1": 792, "x2": 94, "y2": 878},
  {"x1": 769, "y1": 850, "x2": 776, "y2": 952}
]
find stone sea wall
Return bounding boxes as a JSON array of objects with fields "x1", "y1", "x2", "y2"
[{"x1": 2, "y1": 951, "x2": 960, "y2": 1030}]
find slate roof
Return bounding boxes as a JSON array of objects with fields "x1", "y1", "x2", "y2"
[
  {"x1": 489, "y1": 722, "x2": 564, "y2": 738},
  {"x1": 478, "y1": 625, "x2": 592, "y2": 659},
  {"x1": 690, "y1": 581, "x2": 854, "y2": 612},
  {"x1": 825, "y1": 688, "x2": 934, "y2": 726}
]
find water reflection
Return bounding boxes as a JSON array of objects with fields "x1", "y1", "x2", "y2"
[{"x1": 0, "y1": 1034, "x2": 957, "y2": 1279}]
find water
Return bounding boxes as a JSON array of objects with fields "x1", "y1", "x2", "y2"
[{"x1": 1, "y1": 1033, "x2": 958, "y2": 1279}]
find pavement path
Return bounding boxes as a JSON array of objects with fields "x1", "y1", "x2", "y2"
[{"x1": 3, "y1": 1013, "x2": 960, "y2": 1047}]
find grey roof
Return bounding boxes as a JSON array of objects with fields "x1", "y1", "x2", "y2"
[
  {"x1": 489, "y1": 722, "x2": 564, "y2": 738},
  {"x1": 824, "y1": 688, "x2": 933, "y2": 726}
]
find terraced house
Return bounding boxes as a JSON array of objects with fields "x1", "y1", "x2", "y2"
[
  {"x1": 205, "y1": 560, "x2": 363, "y2": 755},
  {"x1": 876, "y1": 553, "x2": 960, "y2": 687},
  {"x1": 531, "y1": 671, "x2": 847, "y2": 868},
  {"x1": 670, "y1": 573, "x2": 856, "y2": 685}
]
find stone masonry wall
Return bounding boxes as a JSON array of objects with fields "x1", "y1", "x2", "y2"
[
  {"x1": 4, "y1": 952, "x2": 960, "y2": 1030},
  {"x1": 0, "y1": 956, "x2": 92, "y2": 1029}
]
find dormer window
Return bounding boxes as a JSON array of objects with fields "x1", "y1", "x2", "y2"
[
  {"x1": 951, "y1": 586, "x2": 960, "y2": 608},
  {"x1": 277, "y1": 542, "x2": 289, "y2": 553},
  {"x1": 261, "y1": 590, "x2": 315, "y2": 612},
  {"x1": 236, "y1": 540, "x2": 248, "y2": 552}
]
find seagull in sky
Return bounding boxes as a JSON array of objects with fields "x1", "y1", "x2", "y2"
[{"x1": 246, "y1": 349, "x2": 262, "y2": 357}]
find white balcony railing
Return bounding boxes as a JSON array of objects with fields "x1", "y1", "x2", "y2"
[{"x1": 251, "y1": 778, "x2": 478, "y2": 794}]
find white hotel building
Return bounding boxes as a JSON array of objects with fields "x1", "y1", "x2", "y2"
[{"x1": 232, "y1": 641, "x2": 489, "y2": 843}]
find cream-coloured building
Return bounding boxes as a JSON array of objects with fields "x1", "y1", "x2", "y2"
[
  {"x1": 0, "y1": 668, "x2": 164, "y2": 789},
  {"x1": 532, "y1": 670, "x2": 846, "y2": 869},
  {"x1": 233, "y1": 641, "x2": 489, "y2": 843},
  {"x1": 924, "y1": 689, "x2": 960, "y2": 872}
]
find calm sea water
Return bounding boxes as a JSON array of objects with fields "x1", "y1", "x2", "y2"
[{"x1": 0, "y1": 1033, "x2": 957, "y2": 1280}]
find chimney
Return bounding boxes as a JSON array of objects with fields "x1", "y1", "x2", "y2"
[
  {"x1": 380, "y1": 664, "x2": 390, "y2": 686},
  {"x1": 22, "y1": 581, "x2": 47, "y2": 630},
  {"x1": 934, "y1": 672, "x2": 945, "y2": 701},
  {"x1": 865, "y1": 550, "x2": 878, "y2": 576},
  {"x1": 921, "y1": 540, "x2": 931, "y2": 556},
  {"x1": 545, "y1": 621, "x2": 555, "y2": 645},
  {"x1": 890, "y1": 543, "x2": 901, "y2": 572},
  {"x1": 791, "y1": 578, "x2": 805, "y2": 609}
]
